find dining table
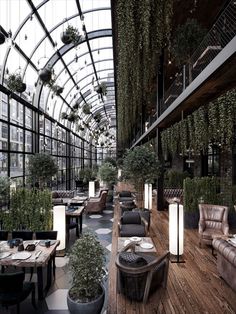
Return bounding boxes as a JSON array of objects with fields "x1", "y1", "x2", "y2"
[{"x1": 0, "y1": 239, "x2": 60, "y2": 300}]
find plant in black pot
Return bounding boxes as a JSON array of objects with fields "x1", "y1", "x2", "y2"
[
  {"x1": 6, "y1": 73, "x2": 26, "y2": 93},
  {"x1": 67, "y1": 232, "x2": 106, "y2": 314},
  {"x1": 39, "y1": 66, "x2": 54, "y2": 84}
]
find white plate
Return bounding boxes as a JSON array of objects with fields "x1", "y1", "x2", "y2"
[
  {"x1": 0, "y1": 252, "x2": 12, "y2": 259},
  {"x1": 124, "y1": 239, "x2": 131, "y2": 246},
  {"x1": 11, "y1": 252, "x2": 32, "y2": 260},
  {"x1": 140, "y1": 242, "x2": 154, "y2": 249},
  {"x1": 229, "y1": 238, "x2": 236, "y2": 245},
  {"x1": 129, "y1": 237, "x2": 142, "y2": 242}
]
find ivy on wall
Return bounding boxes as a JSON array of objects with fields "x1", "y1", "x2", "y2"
[
  {"x1": 116, "y1": 0, "x2": 173, "y2": 150},
  {"x1": 161, "y1": 89, "x2": 236, "y2": 157}
]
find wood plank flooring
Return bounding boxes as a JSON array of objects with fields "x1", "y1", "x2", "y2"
[{"x1": 107, "y1": 203, "x2": 236, "y2": 314}]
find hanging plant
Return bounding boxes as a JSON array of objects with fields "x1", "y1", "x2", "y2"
[
  {"x1": 0, "y1": 31, "x2": 6, "y2": 45},
  {"x1": 61, "y1": 25, "x2": 81, "y2": 46},
  {"x1": 39, "y1": 67, "x2": 53, "y2": 83},
  {"x1": 6, "y1": 73, "x2": 26, "y2": 93},
  {"x1": 95, "y1": 82, "x2": 107, "y2": 96},
  {"x1": 61, "y1": 112, "x2": 68, "y2": 119},
  {"x1": 94, "y1": 113, "x2": 102, "y2": 123},
  {"x1": 67, "y1": 112, "x2": 79, "y2": 123},
  {"x1": 51, "y1": 84, "x2": 64, "y2": 96},
  {"x1": 82, "y1": 104, "x2": 91, "y2": 115},
  {"x1": 73, "y1": 100, "x2": 80, "y2": 110}
]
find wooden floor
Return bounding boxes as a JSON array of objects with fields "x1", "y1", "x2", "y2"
[{"x1": 108, "y1": 203, "x2": 236, "y2": 314}]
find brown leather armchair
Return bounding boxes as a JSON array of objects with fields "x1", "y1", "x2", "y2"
[
  {"x1": 116, "y1": 242, "x2": 170, "y2": 303},
  {"x1": 198, "y1": 204, "x2": 229, "y2": 247},
  {"x1": 85, "y1": 191, "x2": 108, "y2": 214}
]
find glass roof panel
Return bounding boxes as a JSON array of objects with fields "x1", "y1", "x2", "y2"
[
  {"x1": 0, "y1": 0, "x2": 31, "y2": 35},
  {"x1": 0, "y1": 0, "x2": 115, "y2": 147},
  {"x1": 83, "y1": 10, "x2": 111, "y2": 33},
  {"x1": 14, "y1": 15, "x2": 45, "y2": 56},
  {"x1": 37, "y1": 0, "x2": 78, "y2": 31},
  {"x1": 80, "y1": 0, "x2": 111, "y2": 12}
]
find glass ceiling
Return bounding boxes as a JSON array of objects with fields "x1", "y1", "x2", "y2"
[{"x1": 0, "y1": 0, "x2": 116, "y2": 149}]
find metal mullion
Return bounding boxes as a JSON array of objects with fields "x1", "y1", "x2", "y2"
[{"x1": 75, "y1": 0, "x2": 108, "y2": 117}]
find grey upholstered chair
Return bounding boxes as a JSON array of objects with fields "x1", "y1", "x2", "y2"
[
  {"x1": 198, "y1": 203, "x2": 229, "y2": 247},
  {"x1": 116, "y1": 242, "x2": 170, "y2": 303},
  {"x1": 118, "y1": 211, "x2": 149, "y2": 237}
]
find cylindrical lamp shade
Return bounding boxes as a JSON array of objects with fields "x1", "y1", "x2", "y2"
[
  {"x1": 144, "y1": 183, "x2": 149, "y2": 208},
  {"x1": 169, "y1": 203, "x2": 184, "y2": 255},
  {"x1": 144, "y1": 183, "x2": 152, "y2": 209},
  {"x1": 53, "y1": 205, "x2": 66, "y2": 251},
  {"x1": 89, "y1": 181, "x2": 95, "y2": 197},
  {"x1": 148, "y1": 184, "x2": 152, "y2": 210}
]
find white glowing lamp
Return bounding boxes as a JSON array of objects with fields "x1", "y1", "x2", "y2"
[
  {"x1": 144, "y1": 183, "x2": 152, "y2": 209},
  {"x1": 169, "y1": 202, "x2": 184, "y2": 255},
  {"x1": 89, "y1": 181, "x2": 95, "y2": 197},
  {"x1": 53, "y1": 205, "x2": 66, "y2": 251}
]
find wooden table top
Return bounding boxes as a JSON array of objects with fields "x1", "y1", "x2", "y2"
[
  {"x1": 0, "y1": 240, "x2": 60, "y2": 267},
  {"x1": 65, "y1": 206, "x2": 84, "y2": 216},
  {"x1": 118, "y1": 237, "x2": 156, "y2": 254}
]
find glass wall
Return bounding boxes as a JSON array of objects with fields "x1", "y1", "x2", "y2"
[{"x1": 0, "y1": 89, "x2": 98, "y2": 190}]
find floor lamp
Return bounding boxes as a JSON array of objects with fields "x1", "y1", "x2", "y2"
[{"x1": 169, "y1": 199, "x2": 185, "y2": 263}]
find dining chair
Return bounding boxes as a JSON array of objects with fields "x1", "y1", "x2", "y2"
[
  {"x1": 0, "y1": 230, "x2": 8, "y2": 240},
  {"x1": 116, "y1": 243, "x2": 170, "y2": 303},
  {"x1": 0, "y1": 271, "x2": 36, "y2": 314},
  {"x1": 12, "y1": 230, "x2": 33, "y2": 241},
  {"x1": 35, "y1": 231, "x2": 58, "y2": 280}
]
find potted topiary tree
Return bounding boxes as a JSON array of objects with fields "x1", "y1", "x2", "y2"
[
  {"x1": 67, "y1": 232, "x2": 106, "y2": 314},
  {"x1": 98, "y1": 162, "x2": 117, "y2": 189},
  {"x1": 122, "y1": 145, "x2": 161, "y2": 207},
  {"x1": 27, "y1": 153, "x2": 58, "y2": 189}
]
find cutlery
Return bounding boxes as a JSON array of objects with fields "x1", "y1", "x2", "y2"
[{"x1": 35, "y1": 251, "x2": 42, "y2": 259}]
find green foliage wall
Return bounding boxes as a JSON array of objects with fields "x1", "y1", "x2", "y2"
[
  {"x1": 161, "y1": 89, "x2": 236, "y2": 157},
  {"x1": 184, "y1": 177, "x2": 235, "y2": 213},
  {"x1": 164, "y1": 170, "x2": 190, "y2": 188},
  {"x1": 0, "y1": 188, "x2": 52, "y2": 231}
]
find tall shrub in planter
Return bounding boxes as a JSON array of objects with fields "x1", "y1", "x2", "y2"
[
  {"x1": 3, "y1": 188, "x2": 52, "y2": 231},
  {"x1": 98, "y1": 162, "x2": 117, "y2": 189},
  {"x1": 183, "y1": 177, "x2": 221, "y2": 229},
  {"x1": 122, "y1": 146, "x2": 161, "y2": 207}
]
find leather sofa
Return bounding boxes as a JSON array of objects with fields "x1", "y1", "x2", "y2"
[
  {"x1": 198, "y1": 204, "x2": 229, "y2": 246},
  {"x1": 51, "y1": 190, "x2": 75, "y2": 205},
  {"x1": 212, "y1": 238, "x2": 236, "y2": 291}
]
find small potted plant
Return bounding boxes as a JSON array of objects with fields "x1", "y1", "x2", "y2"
[
  {"x1": 67, "y1": 232, "x2": 106, "y2": 314},
  {"x1": 82, "y1": 103, "x2": 91, "y2": 115},
  {"x1": 51, "y1": 84, "x2": 64, "y2": 96},
  {"x1": 39, "y1": 66, "x2": 53, "y2": 84},
  {"x1": 61, "y1": 25, "x2": 81, "y2": 46},
  {"x1": 95, "y1": 82, "x2": 107, "y2": 96},
  {"x1": 6, "y1": 73, "x2": 26, "y2": 93}
]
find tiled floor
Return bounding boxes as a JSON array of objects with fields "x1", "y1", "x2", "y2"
[{"x1": 0, "y1": 202, "x2": 114, "y2": 314}]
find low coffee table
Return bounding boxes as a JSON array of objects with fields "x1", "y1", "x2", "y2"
[{"x1": 118, "y1": 237, "x2": 156, "y2": 254}]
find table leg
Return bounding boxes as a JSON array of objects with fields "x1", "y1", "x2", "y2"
[
  {"x1": 75, "y1": 217, "x2": 79, "y2": 237},
  {"x1": 37, "y1": 267, "x2": 44, "y2": 300},
  {"x1": 79, "y1": 214, "x2": 83, "y2": 234}
]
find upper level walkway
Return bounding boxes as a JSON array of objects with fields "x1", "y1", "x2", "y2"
[{"x1": 132, "y1": 0, "x2": 236, "y2": 148}]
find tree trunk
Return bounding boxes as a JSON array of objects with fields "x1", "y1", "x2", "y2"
[{"x1": 135, "y1": 183, "x2": 144, "y2": 208}]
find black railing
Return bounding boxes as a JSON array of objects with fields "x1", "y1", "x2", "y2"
[{"x1": 160, "y1": 0, "x2": 236, "y2": 113}]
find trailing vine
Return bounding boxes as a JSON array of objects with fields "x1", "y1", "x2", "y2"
[
  {"x1": 116, "y1": 0, "x2": 173, "y2": 150},
  {"x1": 161, "y1": 89, "x2": 236, "y2": 157}
]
